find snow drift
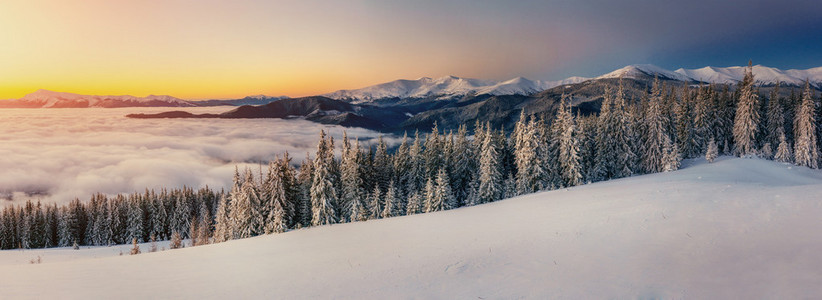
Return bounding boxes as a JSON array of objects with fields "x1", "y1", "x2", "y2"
[{"x1": 1, "y1": 157, "x2": 821, "y2": 298}]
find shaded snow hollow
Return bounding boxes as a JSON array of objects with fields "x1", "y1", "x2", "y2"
[{"x1": 2, "y1": 157, "x2": 822, "y2": 299}]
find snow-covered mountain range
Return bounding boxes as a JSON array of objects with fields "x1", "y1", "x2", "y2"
[
  {"x1": 3, "y1": 64, "x2": 821, "y2": 109},
  {"x1": 323, "y1": 75, "x2": 588, "y2": 103},
  {"x1": 0, "y1": 90, "x2": 287, "y2": 108},
  {"x1": 597, "y1": 64, "x2": 822, "y2": 87},
  {"x1": 322, "y1": 64, "x2": 822, "y2": 103},
  {"x1": 0, "y1": 89, "x2": 195, "y2": 108}
]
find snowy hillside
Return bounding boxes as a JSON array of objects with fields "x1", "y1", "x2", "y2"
[
  {"x1": 323, "y1": 75, "x2": 588, "y2": 102},
  {"x1": 2, "y1": 157, "x2": 821, "y2": 299}
]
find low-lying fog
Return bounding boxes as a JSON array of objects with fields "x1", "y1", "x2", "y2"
[{"x1": 0, "y1": 107, "x2": 387, "y2": 206}]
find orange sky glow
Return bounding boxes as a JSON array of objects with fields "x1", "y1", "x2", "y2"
[{"x1": 0, "y1": 0, "x2": 584, "y2": 100}]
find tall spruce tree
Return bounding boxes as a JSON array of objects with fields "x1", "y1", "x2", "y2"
[
  {"x1": 310, "y1": 130, "x2": 338, "y2": 226},
  {"x1": 554, "y1": 94, "x2": 583, "y2": 187},
  {"x1": 643, "y1": 77, "x2": 669, "y2": 173},
  {"x1": 794, "y1": 81, "x2": 818, "y2": 169},
  {"x1": 733, "y1": 62, "x2": 761, "y2": 157}
]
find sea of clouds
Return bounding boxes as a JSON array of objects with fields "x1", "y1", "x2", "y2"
[{"x1": 0, "y1": 107, "x2": 389, "y2": 206}]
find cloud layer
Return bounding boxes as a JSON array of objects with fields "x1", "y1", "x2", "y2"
[{"x1": 0, "y1": 107, "x2": 386, "y2": 206}]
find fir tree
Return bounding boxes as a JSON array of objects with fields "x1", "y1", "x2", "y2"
[
  {"x1": 127, "y1": 198, "x2": 143, "y2": 243},
  {"x1": 310, "y1": 130, "x2": 338, "y2": 226},
  {"x1": 368, "y1": 185, "x2": 382, "y2": 220},
  {"x1": 775, "y1": 131, "x2": 793, "y2": 163},
  {"x1": 406, "y1": 192, "x2": 422, "y2": 216},
  {"x1": 514, "y1": 112, "x2": 544, "y2": 194},
  {"x1": 340, "y1": 137, "x2": 366, "y2": 223},
  {"x1": 733, "y1": 62, "x2": 761, "y2": 157},
  {"x1": 794, "y1": 81, "x2": 818, "y2": 169},
  {"x1": 555, "y1": 94, "x2": 583, "y2": 187},
  {"x1": 213, "y1": 194, "x2": 231, "y2": 243},
  {"x1": 663, "y1": 135, "x2": 681, "y2": 172},
  {"x1": 643, "y1": 77, "x2": 669, "y2": 173},
  {"x1": 765, "y1": 82, "x2": 785, "y2": 147},
  {"x1": 382, "y1": 181, "x2": 399, "y2": 218},
  {"x1": 474, "y1": 126, "x2": 503, "y2": 204},
  {"x1": 427, "y1": 169, "x2": 454, "y2": 212},
  {"x1": 706, "y1": 138, "x2": 718, "y2": 163}
]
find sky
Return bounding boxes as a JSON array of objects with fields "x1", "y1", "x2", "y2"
[{"x1": 1, "y1": 0, "x2": 821, "y2": 100}]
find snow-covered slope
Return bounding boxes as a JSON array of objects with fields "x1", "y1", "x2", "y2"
[
  {"x1": 2, "y1": 89, "x2": 196, "y2": 108},
  {"x1": 3, "y1": 157, "x2": 822, "y2": 299},
  {"x1": 324, "y1": 75, "x2": 588, "y2": 102}
]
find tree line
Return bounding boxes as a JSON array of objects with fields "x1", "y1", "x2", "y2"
[{"x1": 1, "y1": 64, "x2": 820, "y2": 249}]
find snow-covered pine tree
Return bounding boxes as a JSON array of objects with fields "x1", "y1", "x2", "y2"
[
  {"x1": 450, "y1": 125, "x2": 475, "y2": 206},
  {"x1": 368, "y1": 185, "x2": 382, "y2": 220},
  {"x1": 733, "y1": 62, "x2": 761, "y2": 157},
  {"x1": 577, "y1": 114, "x2": 598, "y2": 183},
  {"x1": 393, "y1": 133, "x2": 411, "y2": 196},
  {"x1": 126, "y1": 198, "x2": 143, "y2": 243},
  {"x1": 475, "y1": 126, "x2": 503, "y2": 204},
  {"x1": 514, "y1": 112, "x2": 544, "y2": 194},
  {"x1": 213, "y1": 194, "x2": 231, "y2": 243},
  {"x1": 310, "y1": 130, "x2": 338, "y2": 226},
  {"x1": 406, "y1": 131, "x2": 426, "y2": 196},
  {"x1": 643, "y1": 77, "x2": 669, "y2": 173},
  {"x1": 423, "y1": 123, "x2": 443, "y2": 179},
  {"x1": 675, "y1": 85, "x2": 697, "y2": 158},
  {"x1": 423, "y1": 176, "x2": 436, "y2": 212},
  {"x1": 594, "y1": 86, "x2": 618, "y2": 181},
  {"x1": 340, "y1": 137, "x2": 366, "y2": 223},
  {"x1": 296, "y1": 153, "x2": 314, "y2": 228},
  {"x1": 617, "y1": 81, "x2": 638, "y2": 177},
  {"x1": 406, "y1": 192, "x2": 422, "y2": 215},
  {"x1": 373, "y1": 135, "x2": 392, "y2": 191},
  {"x1": 775, "y1": 131, "x2": 793, "y2": 163},
  {"x1": 554, "y1": 94, "x2": 583, "y2": 187},
  {"x1": 766, "y1": 82, "x2": 784, "y2": 148},
  {"x1": 794, "y1": 81, "x2": 819, "y2": 169},
  {"x1": 263, "y1": 164, "x2": 288, "y2": 234},
  {"x1": 706, "y1": 138, "x2": 718, "y2": 163},
  {"x1": 231, "y1": 169, "x2": 263, "y2": 238},
  {"x1": 663, "y1": 134, "x2": 681, "y2": 172},
  {"x1": 382, "y1": 181, "x2": 399, "y2": 218},
  {"x1": 172, "y1": 193, "x2": 192, "y2": 239},
  {"x1": 693, "y1": 85, "x2": 713, "y2": 155},
  {"x1": 427, "y1": 169, "x2": 454, "y2": 212},
  {"x1": 151, "y1": 195, "x2": 168, "y2": 241}
]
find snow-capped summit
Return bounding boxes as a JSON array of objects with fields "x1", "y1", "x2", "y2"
[
  {"x1": 596, "y1": 64, "x2": 693, "y2": 82},
  {"x1": 323, "y1": 75, "x2": 588, "y2": 103}
]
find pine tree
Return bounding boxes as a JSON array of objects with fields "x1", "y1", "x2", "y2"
[
  {"x1": 794, "y1": 81, "x2": 818, "y2": 169},
  {"x1": 382, "y1": 181, "x2": 399, "y2": 218},
  {"x1": 423, "y1": 177, "x2": 436, "y2": 212},
  {"x1": 775, "y1": 131, "x2": 793, "y2": 163},
  {"x1": 213, "y1": 194, "x2": 231, "y2": 243},
  {"x1": 406, "y1": 192, "x2": 422, "y2": 216},
  {"x1": 514, "y1": 112, "x2": 544, "y2": 194},
  {"x1": 706, "y1": 138, "x2": 718, "y2": 163},
  {"x1": 474, "y1": 126, "x2": 503, "y2": 204},
  {"x1": 310, "y1": 130, "x2": 338, "y2": 226},
  {"x1": 766, "y1": 82, "x2": 785, "y2": 147},
  {"x1": 733, "y1": 62, "x2": 761, "y2": 157},
  {"x1": 373, "y1": 135, "x2": 392, "y2": 191},
  {"x1": 231, "y1": 170, "x2": 262, "y2": 239},
  {"x1": 450, "y1": 125, "x2": 475, "y2": 206},
  {"x1": 555, "y1": 94, "x2": 583, "y2": 187},
  {"x1": 643, "y1": 77, "x2": 669, "y2": 173},
  {"x1": 663, "y1": 135, "x2": 681, "y2": 172},
  {"x1": 368, "y1": 185, "x2": 382, "y2": 220},
  {"x1": 693, "y1": 85, "x2": 713, "y2": 155},
  {"x1": 263, "y1": 165, "x2": 288, "y2": 234},
  {"x1": 427, "y1": 169, "x2": 454, "y2": 212},
  {"x1": 296, "y1": 153, "x2": 314, "y2": 228},
  {"x1": 127, "y1": 198, "x2": 143, "y2": 243},
  {"x1": 340, "y1": 137, "x2": 366, "y2": 223}
]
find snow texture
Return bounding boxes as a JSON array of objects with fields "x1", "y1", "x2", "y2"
[{"x1": 1, "y1": 157, "x2": 821, "y2": 299}]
